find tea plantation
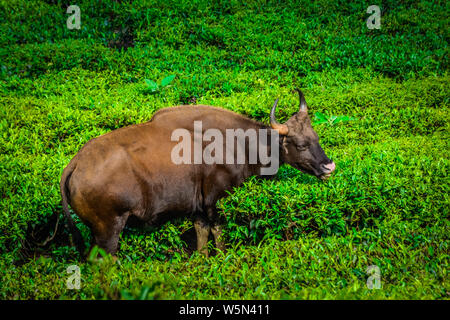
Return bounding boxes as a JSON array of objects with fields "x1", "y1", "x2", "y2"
[{"x1": 0, "y1": 0, "x2": 448, "y2": 299}]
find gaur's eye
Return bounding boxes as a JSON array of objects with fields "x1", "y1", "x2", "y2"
[{"x1": 296, "y1": 145, "x2": 307, "y2": 151}]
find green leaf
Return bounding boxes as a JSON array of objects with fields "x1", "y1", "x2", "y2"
[
  {"x1": 329, "y1": 115, "x2": 338, "y2": 125},
  {"x1": 87, "y1": 245, "x2": 99, "y2": 262},
  {"x1": 333, "y1": 115, "x2": 356, "y2": 124},
  {"x1": 314, "y1": 111, "x2": 329, "y2": 124},
  {"x1": 161, "y1": 75, "x2": 176, "y2": 87},
  {"x1": 144, "y1": 79, "x2": 159, "y2": 91},
  {"x1": 139, "y1": 286, "x2": 150, "y2": 300}
]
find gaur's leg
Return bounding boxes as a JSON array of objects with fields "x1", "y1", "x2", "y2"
[
  {"x1": 211, "y1": 224, "x2": 225, "y2": 252},
  {"x1": 207, "y1": 207, "x2": 226, "y2": 253},
  {"x1": 91, "y1": 212, "x2": 129, "y2": 256},
  {"x1": 194, "y1": 216, "x2": 210, "y2": 257},
  {"x1": 202, "y1": 171, "x2": 230, "y2": 254}
]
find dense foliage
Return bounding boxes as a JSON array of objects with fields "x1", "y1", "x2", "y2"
[{"x1": 0, "y1": 0, "x2": 448, "y2": 299}]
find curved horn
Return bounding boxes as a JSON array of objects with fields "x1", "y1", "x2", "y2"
[
  {"x1": 295, "y1": 88, "x2": 307, "y2": 112},
  {"x1": 270, "y1": 98, "x2": 289, "y2": 135}
]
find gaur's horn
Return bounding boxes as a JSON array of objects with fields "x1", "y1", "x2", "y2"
[
  {"x1": 270, "y1": 99, "x2": 289, "y2": 135},
  {"x1": 295, "y1": 88, "x2": 307, "y2": 112}
]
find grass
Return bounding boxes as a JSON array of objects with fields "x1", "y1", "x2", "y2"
[{"x1": 0, "y1": 0, "x2": 448, "y2": 299}]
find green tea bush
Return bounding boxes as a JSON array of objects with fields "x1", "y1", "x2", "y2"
[{"x1": 0, "y1": 0, "x2": 448, "y2": 299}]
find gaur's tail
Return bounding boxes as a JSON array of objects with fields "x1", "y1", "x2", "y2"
[{"x1": 60, "y1": 160, "x2": 86, "y2": 255}]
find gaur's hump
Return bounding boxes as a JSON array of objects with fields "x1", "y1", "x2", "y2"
[{"x1": 151, "y1": 105, "x2": 264, "y2": 127}]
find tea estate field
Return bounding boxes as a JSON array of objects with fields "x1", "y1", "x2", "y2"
[{"x1": 0, "y1": 0, "x2": 448, "y2": 299}]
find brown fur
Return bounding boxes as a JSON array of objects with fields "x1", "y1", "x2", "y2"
[{"x1": 60, "y1": 94, "x2": 334, "y2": 256}]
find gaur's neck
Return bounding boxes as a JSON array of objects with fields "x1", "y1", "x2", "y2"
[{"x1": 247, "y1": 123, "x2": 285, "y2": 178}]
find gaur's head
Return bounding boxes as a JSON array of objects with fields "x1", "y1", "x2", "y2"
[{"x1": 270, "y1": 89, "x2": 336, "y2": 179}]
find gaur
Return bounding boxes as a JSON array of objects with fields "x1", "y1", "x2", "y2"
[{"x1": 60, "y1": 89, "x2": 335, "y2": 256}]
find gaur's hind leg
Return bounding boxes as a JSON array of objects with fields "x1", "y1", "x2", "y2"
[
  {"x1": 211, "y1": 224, "x2": 225, "y2": 252},
  {"x1": 91, "y1": 212, "x2": 129, "y2": 256},
  {"x1": 207, "y1": 207, "x2": 226, "y2": 253},
  {"x1": 194, "y1": 216, "x2": 210, "y2": 257}
]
